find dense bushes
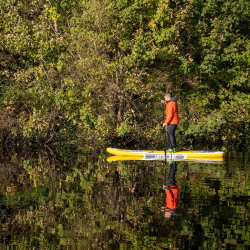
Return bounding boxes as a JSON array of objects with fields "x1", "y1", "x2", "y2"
[{"x1": 0, "y1": 0, "x2": 249, "y2": 149}]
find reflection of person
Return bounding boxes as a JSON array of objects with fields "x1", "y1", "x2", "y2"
[
  {"x1": 161, "y1": 162, "x2": 179, "y2": 218},
  {"x1": 161, "y1": 93, "x2": 179, "y2": 152}
]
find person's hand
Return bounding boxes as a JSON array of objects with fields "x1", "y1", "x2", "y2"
[
  {"x1": 163, "y1": 122, "x2": 167, "y2": 128},
  {"x1": 161, "y1": 100, "x2": 165, "y2": 103}
]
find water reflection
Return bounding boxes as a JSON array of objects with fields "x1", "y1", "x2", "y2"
[
  {"x1": 162, "y1": 162, "x2": 179, "y2": 218},
  {"x1": 0, "y1": 150, "x2": 249, "y2": 249}
]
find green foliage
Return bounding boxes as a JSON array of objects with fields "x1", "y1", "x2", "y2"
[{"x1": 0, "y1": 0, "x2": 249, "y2": 148}]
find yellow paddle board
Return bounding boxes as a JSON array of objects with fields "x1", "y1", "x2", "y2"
[{"x1": 107, "y1": 148, "x2": 224, "y2": 160}]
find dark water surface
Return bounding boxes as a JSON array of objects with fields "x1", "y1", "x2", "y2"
[{"x1": 0, "y1": 150, "x2": 249, "y2": 249}]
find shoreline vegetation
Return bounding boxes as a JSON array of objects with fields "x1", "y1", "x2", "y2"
[{"x1": 0, "y1": 0, "x2": 249, "y2": 150}]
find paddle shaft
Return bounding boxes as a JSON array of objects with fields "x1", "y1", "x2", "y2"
[
  {"x1": 161, "y1": 103, "x2": 167, "y2": 162},
  {"x1": 162, "y1": 163, "x2": 168, "y2": 207},
  {"x1": 162, "y1": 102, "x2": 169, "y2": 209}
]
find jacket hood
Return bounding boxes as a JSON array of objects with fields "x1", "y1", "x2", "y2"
[{"x1": 167, "y1": 97, "x2": 178, "y2": 103}]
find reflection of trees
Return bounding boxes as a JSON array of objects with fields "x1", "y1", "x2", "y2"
[{"x1": 0, "y1": 152, "x2": 250, "y2": 249}]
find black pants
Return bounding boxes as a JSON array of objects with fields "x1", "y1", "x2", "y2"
[
  {"x1": 168, "y1": 162, "x2": 177, "y2": 187},
  {"x1": 168, "y1": 124, "x2": 177, "y2": 149}
]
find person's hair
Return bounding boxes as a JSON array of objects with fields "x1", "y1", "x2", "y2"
[{"x1": 165, "y1": 93, "x2": 172, "y2": 98}]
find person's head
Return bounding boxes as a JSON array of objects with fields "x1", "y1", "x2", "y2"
[
  {"x1": 164, "y1": 208, "x2": 178, "y2": 219},
  {"x1": 165, "y1": 210, "x2": 172, "y2": 218},
  {"x1": 164, "y1": 93, "x2": 172, "y2": 102}
]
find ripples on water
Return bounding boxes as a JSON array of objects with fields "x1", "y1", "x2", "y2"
[{"x1": 0, "y1": 150, "x2": 249, "y2": 249}]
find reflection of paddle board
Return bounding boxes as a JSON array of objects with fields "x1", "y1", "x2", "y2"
[
  {"x1": 106, "y1": 155, "x2": 224, "y2": 163},
  {"x1": 107, "y1": 148, "x2": 224, "y2": 160}
]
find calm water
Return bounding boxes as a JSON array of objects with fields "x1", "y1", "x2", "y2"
[{"x1": 0, "y1": 150, "x2": 249, "y2": 249}]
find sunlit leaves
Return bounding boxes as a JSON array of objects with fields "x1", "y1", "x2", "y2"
[{"x1": 0, "y1": 0, "x2": 250, "y2": 148}]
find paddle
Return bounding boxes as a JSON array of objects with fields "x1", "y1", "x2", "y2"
[
  {"x1": 161, "y1": 103, "x2": 167, "y2": 162},
  {"x1": 161, "y1": 102, "x2": 168, "y2": 210},
  {"x1": 161, "y1": 160, "x2": 168, "y2": 208}
]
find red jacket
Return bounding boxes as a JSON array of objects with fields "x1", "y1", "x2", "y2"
[
  {"x1": 164, "y1": 97, "x2": 179, "y2": 125},
  {"x1": 165, "y1": 187, "x2": 179, "y2": 209}
]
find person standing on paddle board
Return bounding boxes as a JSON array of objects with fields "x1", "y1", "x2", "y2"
[{"x1": 161, "y1": 93, "x2": 179, "y2": 152}]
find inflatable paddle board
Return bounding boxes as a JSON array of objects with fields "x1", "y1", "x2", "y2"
[{"x1": 107, "y1": 148, "x2": 224, "y2": 160}]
